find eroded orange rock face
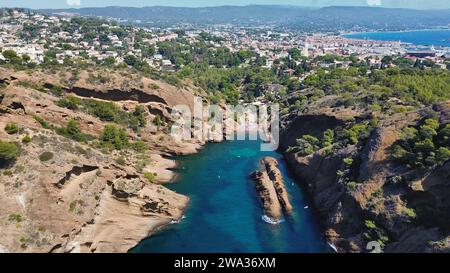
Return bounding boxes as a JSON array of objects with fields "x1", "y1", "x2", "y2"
[
  {"x1": 280, "y1": 100, "x2": 450, "y2": 253},
  {"x1": 0, "y1": 68, "x2": 203, "y2": 253}
]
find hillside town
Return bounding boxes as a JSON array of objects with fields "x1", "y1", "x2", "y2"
[{"x1": 1, "y1": 9, "x2": 450, "y2": 76}]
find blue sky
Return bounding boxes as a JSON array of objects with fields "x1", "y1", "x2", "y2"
[{"x1": 1, "y1": 0, "x2": 450, "y2": 9}]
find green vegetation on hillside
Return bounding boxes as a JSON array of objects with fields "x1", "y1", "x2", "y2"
[
  {"x1": 56, "y1": 119, "x2": 93, "y2": 142},
  {"x1": 99, "y1": 124, "x2": 129, "y2": 150},
  {"x1": 34, "y1": 115, "x2": 52, "y2": 129},
  {"x1": 4, "y1": 123, "x2": 19, "y2": 134},
  {"x1": 144, "y1": 172, "x2": 157, "y2": 183},
  {"x1": 393, "y1": 118, "x2": 450, "y2": 170},
  {"x1": 39, "y1": 151, "x2": 54, "y2": 162},
  {"x1": 302, "y1": 67, "x2": 450, "y2": 108},
  {"x1": 364, "y1": 220, "x2": 389, "y2": 247},
  {"x1": 0, "y1": 141, "x2": 21, "y2": 163},
  {"x1": 56, "y1": 96, "x2": 147, "y2": 132},
  {"x1": 22, "y1": 134, "x2": 32, "y2": 144},
  {"x1": 287, "y1": 119, "x2": 378, "y2": 156}
]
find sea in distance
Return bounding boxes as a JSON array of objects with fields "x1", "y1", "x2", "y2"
[{"x1": 344, "y1": 29, "x2": 450, "y2": 47}]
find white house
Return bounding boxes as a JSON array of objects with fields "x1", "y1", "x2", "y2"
[
  {"x1": 162, "y1": 59, "x2": 172, "y2": 66},
  {"x1": 153, "y1": 54, "x2": 163, "y2": 60}
]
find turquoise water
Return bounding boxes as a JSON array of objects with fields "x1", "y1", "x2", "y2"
[
  {"x1": 345, "y1": 29, "x2": 450, "y2": 47},
  {"x1": 131, "y1": 138, "x2": 329, "y2": 253}
]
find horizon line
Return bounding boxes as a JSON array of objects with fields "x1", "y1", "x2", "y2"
[{"x1": 1, "y1": 4, "x2": 450, "y2": 11}]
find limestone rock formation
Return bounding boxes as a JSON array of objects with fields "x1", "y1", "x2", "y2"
[
  {"x1": 0, "y1": 67, "x2": 200, "y2": 253},
  {"x1": 251, "y1": 157, "x2": 293, "y2": 221}
]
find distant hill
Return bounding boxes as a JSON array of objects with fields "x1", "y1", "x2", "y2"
[
  {"x1": 40, "y1": 5, "x2": 450, "y2": 31},
  {"x1": 39, "y1": 5, "x2": 308, "y2": 27}
]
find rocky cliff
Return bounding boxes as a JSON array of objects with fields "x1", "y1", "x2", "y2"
[
  {"x1": 0, "y1": 67, "x2": 203, "y2": 253},
  {"x1": 280, "y1": 100, "x2": 450, "y2": 253}
]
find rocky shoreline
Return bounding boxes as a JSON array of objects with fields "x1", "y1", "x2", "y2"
[
  {"x1": 0, "y1": 67, "x2": 257, "y2": 253},
  {"x1": 0, "y1": 68, "x2": 202, "y2": 253},
  {"x1": 250, "y1": 157, "x2": 293, "y2": 222}
]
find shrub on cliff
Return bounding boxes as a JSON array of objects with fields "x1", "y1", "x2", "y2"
[
  {"x1": 2, "y1": 49, "x2": 24, "y2": 67},
  {"x1": 83, "y1": 99, "x2": 118, "y2": 121},
  {"x1": 8, "y1": 213, "x2": 22, "y2": 223},
  {"x1": 152, "y1": 114, "x2": 166, "y2": 127},
  {"x1": 144, "y1": 172, "x2": 157, "y2": 183},
  {"x1": 131, "y1": 140, "x2": 148, "y2": 153},
  {"x1": 129, "y1": 105, "x2": 147, "y2": 132},
  {"x1": 343, "y1": 157, "x2": 354, "y2": 167},
  {"x1": 4, "y1": 123, "x2": 19, "y2": 134},
  {"x1": 437, "y1": 147, "x2": 450, "y2": 166},
  {"x1": 115, "y1": 156, "x2": 126, "y2": 165},
  {"x1": 287, "y1": 130, "x2": 336, "y2": 155},
  {"x1": 65, "y1": 119, "x2": 82, "y2": 138},
  {"x1": 51, "y1": 85, "x2": 63, "y2": 97},
  {"x1": 100, "y1": 124, "x2": 129, "y2": 150},
  {"x1": 56, "y1": 119, "x2": 92, "y2": 142},
  {"x1": 438, "y1": 124, "x2": 450, "y2": 146},
  {"x1": 22, "y1": 134, "x2": 32, "y2": 144},
  {"x1": 296, "y1": 135, "x2": 320, "y2": 156},
  {"x1": 2, "y1": 49, "x2": 19, "y2": 61},
  {"x1": 56, "y1": 96, "x2": 80, "y2": 110},
  {"x1": 34, "y1": 115, "x2": 52, "y2": 129},
  {"x1": 134, "y1": 106, "x2": 147, "y2": 126},
  {"x1": 0, "y1": 141, "x2": 21, "y2": 164},
  {"x1": 322, "y1": 129, "x2": 335, "y2": 147},
  {"x1": 364, "y1": 220, "x2": 389, "y2": 247},
  {"x1": 39, "y1": 151, "x2": 54, "y2": 162},
  {"x1": 340, "y1": 121, "x2": 375, "y2": 145}
]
